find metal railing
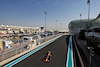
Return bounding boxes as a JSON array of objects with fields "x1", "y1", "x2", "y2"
[{"x1": 73, "y1": 37, "x2": 85, "y2": 67}]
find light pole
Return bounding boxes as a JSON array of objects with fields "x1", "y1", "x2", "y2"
[
  {"x1": 87, "y1": 1, "x2": 92, "y2": 66},
  {"x1": 56, "y1": 20, "x2": 57, "y2": 34},
  {"x1": 88, "y1": 46, "x2": 94, "y2": 67},
  {"x1": 80, "y1": 13, "x2": 82, "y2": 31},
  {"x1": 56, "y1": 20, "x2": 57, "y2": 31},
  {"x1": 60, "y1": 23, "x2": 62, "y2": 30},
  {"x1": 89, "y1": 46, "x2": 92, "y2": 67},
  {"x1": 44, "y1": 11, "x2": 47, "y2": 36},
  {"x1": 87, "y1": 0, "x2": 90, "y2": 36}
]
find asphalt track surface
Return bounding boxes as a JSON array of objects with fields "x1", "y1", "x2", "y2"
[{"x1": 13, "y1": 35, "x2": 69, "y2": 67}]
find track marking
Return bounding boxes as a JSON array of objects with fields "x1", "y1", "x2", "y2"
[{"x1": 66, "y1": 36, "x2": 74, "y2": 67}]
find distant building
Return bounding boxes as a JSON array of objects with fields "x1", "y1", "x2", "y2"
[
  {"x1": 0, "y1": 25, "x2": 44, "y2": 36},
  {"x1": 58, "y1": 30, "x2": 69, "y2": 33},
  {"x1": 68, "y1": 14, "x2": 100, "y2": 32},
  {"x1": 3, "y1": 39, "x2": 12, "y2": 49},
  {"x1": 0, "y1": 39, "x2": 3, "y2": 50}
]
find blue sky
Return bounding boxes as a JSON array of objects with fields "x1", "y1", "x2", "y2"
[{"x1": 0, "y1": 0, "x2": 100, "y2": 30}]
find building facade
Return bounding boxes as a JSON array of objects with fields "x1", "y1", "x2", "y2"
[{"x1": 68, "y1": 14, "x2": 100, "y2": 32}]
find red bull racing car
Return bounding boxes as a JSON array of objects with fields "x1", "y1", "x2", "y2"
[{"x1": 43, "y1": 51, "x2": 52, "y2": 62}]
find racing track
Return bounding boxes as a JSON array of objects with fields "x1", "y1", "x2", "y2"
[{"x1": 13, "y1": 35, "x2": 69, "y2": 67}]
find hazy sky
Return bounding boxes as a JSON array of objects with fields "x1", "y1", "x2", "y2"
[{"x1": 0, "y1": 0, "x2": 100, "y2": 30}]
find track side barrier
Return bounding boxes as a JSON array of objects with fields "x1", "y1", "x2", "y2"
[{"x1": 73, "y1": 37, "x2": 85, "y2": 67}]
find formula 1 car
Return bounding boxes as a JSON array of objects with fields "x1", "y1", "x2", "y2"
[{"x1": 43, "y1": 51, "x2": 52, "y2": 62}]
